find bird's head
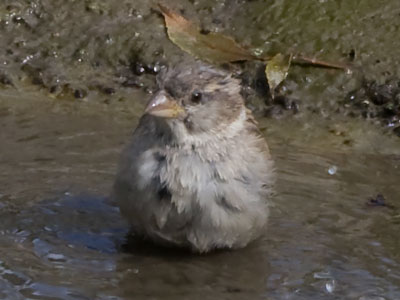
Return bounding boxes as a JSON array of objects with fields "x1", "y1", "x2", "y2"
[{"x1": 144, "y1": 62, "x2": 245, "y2": 135}]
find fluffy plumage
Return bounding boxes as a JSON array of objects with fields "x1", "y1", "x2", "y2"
[{"x1": 113, "y1": 62, "x2": 274, "y2": 253}]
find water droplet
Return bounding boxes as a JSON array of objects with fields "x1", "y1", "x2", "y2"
[
  {"x1": 328, "y1": 166, "x2": 337, "y2": 175},
  {"x1": 325, "y1": 280, "x2": 335, "y2": 293},
  {"x1": 22, "y1": 55, "x2": 33, "y2": 64},
  {"x1": 252, "y1": 48, "x2": 264, "y2": 57}
]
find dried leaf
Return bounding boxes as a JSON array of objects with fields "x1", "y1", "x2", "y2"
[
  {"x1": 159, "y1": 4, "x2": 254, "y2": 63},
  {"x1": 265, "y1": 53, "x2": 292, "y2": 98}
]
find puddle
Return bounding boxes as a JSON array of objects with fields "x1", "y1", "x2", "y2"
[{"x1": 0, "y1": 90, "x2": 400, "y2": 299}]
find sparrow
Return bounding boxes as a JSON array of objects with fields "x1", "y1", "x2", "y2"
[{"x1": 113, "y1": 61, "x2": 274, "y2": 253}]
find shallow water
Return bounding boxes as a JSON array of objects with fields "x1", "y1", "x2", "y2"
[{"x1": 1, "y1": 89, "x2": 399, "y2": 300}]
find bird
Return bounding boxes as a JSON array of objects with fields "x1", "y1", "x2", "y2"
[{"x1": 113, "y1": 61, "x2": 274, "y2": 253}]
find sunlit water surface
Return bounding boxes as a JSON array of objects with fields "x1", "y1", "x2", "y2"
[{"x1": 0, "y1": 89, "x2": 399, "y2": 300}]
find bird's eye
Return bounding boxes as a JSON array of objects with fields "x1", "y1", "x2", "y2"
[{"x1": 191, "y1": 91, "x2": 202, "y2": 103}]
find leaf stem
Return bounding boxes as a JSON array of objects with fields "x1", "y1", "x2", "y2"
[{"x1": 292, "y1": 55, "x2": 350, "y2": 71}]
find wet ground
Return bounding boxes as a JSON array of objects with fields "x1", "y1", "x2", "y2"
[
  {"x1": 1, "y1": 0, "x2": 400, "y2": 105},
  {"x1": 1, "y1": 0, "x2": 400, "y2": 299}
]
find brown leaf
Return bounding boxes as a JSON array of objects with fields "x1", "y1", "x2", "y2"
[
  {"x1": 265, "y1": 53, "x2": 292, "y2": 98},
  {"x1": 159, "y1": 4, "x2": 255, "y2": 63}
]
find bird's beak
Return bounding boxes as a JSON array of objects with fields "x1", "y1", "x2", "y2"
[{"x1": 144, "y1": 92, "x2": 185, "y2": 118}]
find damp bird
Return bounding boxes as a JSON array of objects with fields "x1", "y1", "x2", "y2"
[{"x1": 113, "y1": 61, "x2": 274, "y2": 253}]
